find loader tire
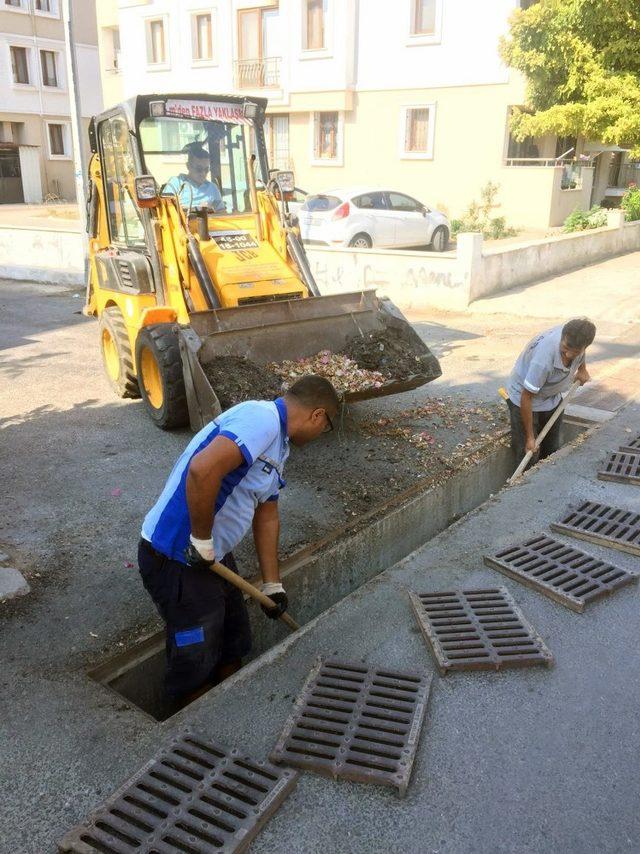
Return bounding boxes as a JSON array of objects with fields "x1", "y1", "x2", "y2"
[
  {"x1": 99, "y1": 306, "x2": 140, "y2": 399},
  {"x1": 135, "y1": 323, "x2": 189, "y2": 430}
]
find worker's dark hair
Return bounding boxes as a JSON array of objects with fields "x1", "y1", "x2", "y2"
[
  {"x1": 562, "y1": 318, "x2": 596, "y2": 350},
  {"x1": 184, "y1": 142, "x2": 209, "y2": 162},
  {"x1": 286, "y1": 375, "x2": 340, "y2": 411}
]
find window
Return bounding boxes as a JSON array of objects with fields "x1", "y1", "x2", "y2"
[
  {"x1": 313, "y1": 111, "x2": 338, "y2": 160},
  {"x1": 401, "y1": 105, "x2": 435, "y2": 158},
  {"x1": 103, "y1": 26, "x2": 121, "y2": 71},
  {"x1": 5, "y1": 0, "x2": 24, "y2": 7},
  {"x1": 48, "y1": 123, "x2": 66, "y2": 156},
  {"x1": 505, "y1": 108, "x2": 540, "y2": 160},
  {"x1": 192, "y1": 12, "x2": 213, "y2": 62},
  {"x1": 388, "y1": 192, "x2": 421, "y2": 213},
  {"x1": 236, "y1": 7, "x2": 281, "y2": 87},
  {"x1": 10, "y1": 46, "x2": 29, "y2": 84},
  {"x1": 35, "y1": 0, "x2": 52, "y2": 11},
  {"x1": 555, "y1": 135, "x2": 577, "y2": 159},
  {"x1": 100, "y1": 116, "x2": 146, "y2": 245},
  {"x1": 304, "y1": 0, "x2": 327, "y2": 51},
  {"x1": 411, "y1": 0, "x2": 436, "y2": 34},
  {"x1": 146, "y1": 18, "x2": 167, "y2": 66},
  {"x1": 40, "y1": 50, "x2": 59, "y2": 87},
  {"x1": 265, "y1": 115, "x2": 289, "y2": 170},
  {"x1": 353, "y1": 192, "x2": 387, "y2": 210}
]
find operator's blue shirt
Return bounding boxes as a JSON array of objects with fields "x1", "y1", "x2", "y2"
[
  {"x1": 507, "y1": 325, "x2": 584, "y2": 411},
  {"x1": 141, "y1": 398, "x2": 288, "y2": 563},
  {"x1": 163, "y1": 174, "x2": 225, "y2": 211}
]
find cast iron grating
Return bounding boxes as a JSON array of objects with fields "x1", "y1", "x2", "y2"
[
  {"x1": 552, "y1": 500, "x2": 640, "y2": 557},
  {"x1": 484, "y1": 533, "x2": 638, "y2": 612},
  {"x1": 408, "y1": 587, "x2": 553, "y2": 674},
  {"x1": 58, "y1": 731, "x2": 298, "y2": 854},
  {"x1": 270, "y1": 658, "x2": 431, "y2": 797},
  {"x1": 619, "y1": 435, "x2": 640, "y2": 455},
  {"x1": 598, "y1": 451, "x2": 640, "y2": 485}
]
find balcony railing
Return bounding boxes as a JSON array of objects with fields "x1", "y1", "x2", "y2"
[{"x1": 234, "y1": 57, "x2": 281, "y2": 90}]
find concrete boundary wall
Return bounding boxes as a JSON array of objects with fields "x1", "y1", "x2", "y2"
[
  {"x1": 1, "y1": 211, "x2": 638, "y2": 304},
  {"x1": 473, "y1": 211, "x2": 640, "y2": 302},
  {"x1": 307, "y1": 210, "x2": 640, "y2": 310},
  {"x1": 0, "y1": 225, "x2": 84, "y2": 285}
]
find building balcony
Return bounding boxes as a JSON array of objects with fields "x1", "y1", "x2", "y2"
[{"x1": 234, "y1": 57, "x2": 281, "y2": 90}]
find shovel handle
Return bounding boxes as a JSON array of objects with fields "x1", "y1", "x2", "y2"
[
  {"x1": 208, "y1": 560, "x2": 300, "y2": 632},
  {"x1": 508, "y1": 381, "x2": 581, "y2": 484}
]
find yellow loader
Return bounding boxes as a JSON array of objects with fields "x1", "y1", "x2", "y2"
[{"x1": 85, "y1": 93, "x2": 441, "y2": 430}]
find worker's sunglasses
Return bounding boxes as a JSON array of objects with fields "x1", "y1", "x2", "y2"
[{"x1": 323, "y1": 410, "x2": 334, "y2": 433}]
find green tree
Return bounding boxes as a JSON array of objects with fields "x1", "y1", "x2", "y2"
[{"x1": 500, "y1": 0, "x2": 640, "y2": 156}]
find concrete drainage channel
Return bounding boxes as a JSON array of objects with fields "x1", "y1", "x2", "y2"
[{"x1": 88, "y1": 421, "x2": 588, "y2": 722}]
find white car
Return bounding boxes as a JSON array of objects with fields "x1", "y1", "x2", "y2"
[{"x1": 298, "y1": 187, "x2": 450, "y2": 251}]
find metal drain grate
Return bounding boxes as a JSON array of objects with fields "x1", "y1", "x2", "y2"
[
  {"x1": 270, "y1": 658, "x2": 431, "y2": 797},
  {"x1": 58, "y1": 732, "x2": 297, "y2": 854},
  {"x1": 552, "y1": 500, "x2": 640, "y2": 557},
  {"x1": 484, "y1": 534, "x2": 638, "y2": 612},
  {"x1": 598, "y1": 451, "x2": 640, "y2": 485},
  {"x1": 620, "y1": 435, "x2": 640, "y2": 455},
  {"x1": 408, "y1": 587, "x2": 553, "y2": 674}
]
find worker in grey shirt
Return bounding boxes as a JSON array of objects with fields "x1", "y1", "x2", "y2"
[{"x1": 506, "y1": 318, "x2": 595, "y2": 465}]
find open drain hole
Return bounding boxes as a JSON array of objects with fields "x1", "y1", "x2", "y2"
[{"x1": 88, "y1": 630, "x2": 197, "y2": 722}]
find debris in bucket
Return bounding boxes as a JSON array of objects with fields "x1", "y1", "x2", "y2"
[
  {"x1": 269, "y1": 350, "x2": 386, "y2": 394},
  {"x1": 343, "y1": 328, "x2": 425, "y2": 379},
  {"x1": 202, "y1": 355, "x2": 282, "y2": 410}
]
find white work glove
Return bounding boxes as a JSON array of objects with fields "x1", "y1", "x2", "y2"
[
  {"x1": 261, "y1": 582, "x2": 288, "y2": 619},
  {"x1": 185, "y1": 535, "x2": 215, "y2": 569}
]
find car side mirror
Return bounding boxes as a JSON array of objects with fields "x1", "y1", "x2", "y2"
[
  {"x1": 419, "y1": 205, "x2": 429, "y2": 217},
  {"x1": 134, "y1": 175, "x2": 159, "y2": 208}
]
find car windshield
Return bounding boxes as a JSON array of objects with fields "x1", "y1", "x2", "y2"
[
  {"x1": 139, "y1": 115, "x2": 253, "y2": 214},
  {"x1": 302, "y1": 194, "x2": 342, "y2": 212}
]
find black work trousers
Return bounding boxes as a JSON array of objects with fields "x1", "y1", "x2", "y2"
[
  {"x1": 507, "y1": 399, "x2": 564, "y2": 469},
  {"x1": 138, "y1": 539, "x2": 252, "y2": 698}
]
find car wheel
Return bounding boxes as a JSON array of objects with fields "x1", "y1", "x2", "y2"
[
  {"x1": 349, "y1": 233, "x2": 373, "y2": 249},
  {"x1": 431, "y1": 226, "x2": 449, "y2": 252}
]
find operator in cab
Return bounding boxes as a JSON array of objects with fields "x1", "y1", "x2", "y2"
[
  {"x1": 138, "y1": 375, "x2": 340, "y2": 707},
  {"x1": 163, "y1": 142, "x2": 226, "y2": 211}
]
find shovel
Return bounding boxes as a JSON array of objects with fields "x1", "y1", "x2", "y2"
[
  {"x1": 508, "y1": 381, "x2": 581, "y2": 484},
  {"x1": 208, "y1": 560, "x2": 299, "y2": 632}
]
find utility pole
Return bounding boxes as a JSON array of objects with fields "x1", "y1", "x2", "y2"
[{"x1": 62, "y1": 0, "x2": 87, "y2": 232}]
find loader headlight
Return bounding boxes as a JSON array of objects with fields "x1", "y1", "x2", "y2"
[
  {"x1": 149, "y1": 100, "x2": 165, "y2": 117},
  {"x1": 243, "y1": 102, "x2": 258, "y2": 120},
  {"x1": 274, "y1": 171, "x2": 295, "y2": 193},
  {"x1": 134, "y1": 174, "x2": 159, "y2": 207}
]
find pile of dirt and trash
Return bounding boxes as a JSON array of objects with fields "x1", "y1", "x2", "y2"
[
  {"x1": 202, "y1": 328, "x2": 429, "y2": 405},
  {"x1": 202, "y1": 356, "x2": 282, "y2": 411}
]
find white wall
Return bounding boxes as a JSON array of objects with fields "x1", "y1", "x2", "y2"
[
  {"x1": 355, "y1": 0, "x2": 516, "y2": 91},
  {"x1": 117, "y1": 0, "x2": 357, "y2": 106}
]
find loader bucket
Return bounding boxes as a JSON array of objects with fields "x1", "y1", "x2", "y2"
[{"x1": 178, "y1": 290, "x2": 441, "y2": 431}]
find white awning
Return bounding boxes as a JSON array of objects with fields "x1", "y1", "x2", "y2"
[{"x1": 583, "y1": 142, "x2": 630, "y2": 153}]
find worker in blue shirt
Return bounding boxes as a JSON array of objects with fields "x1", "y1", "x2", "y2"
[
  {"x1": 164, "y1": 143, "x2": 226, "y2": 211},
  {"x1": 506, "y1": 317, "x2": 595, "y2": 466},
  {"x1": 138, "y1": 375, "x2": 340, "y2": 704}
]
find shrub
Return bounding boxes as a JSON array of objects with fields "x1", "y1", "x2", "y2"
[
  {"x1": 621, "y1": 184, "x2": 640, "y2": 222},
  {"x1": 562, "y1": 205, "x2": 607, "y2": 232},
  {"x1": 451, "y1": 182, "x2": 517, "y2": 240}
]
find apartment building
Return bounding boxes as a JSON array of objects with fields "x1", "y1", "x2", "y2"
[
  {"x1": 102, "y1": 0, "x2": 633, "y2": 227},
  {"x1": 0, "y1": 0, "x2": 102, "y2": 204}
]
